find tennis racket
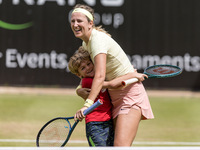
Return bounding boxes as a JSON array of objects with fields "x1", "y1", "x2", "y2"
[
  {"x1": 36, "y1": 99, "x2": 102, "y2": 147},
  {"x1": 122, "y1": 64, "x2": 182, "y2": 86}
]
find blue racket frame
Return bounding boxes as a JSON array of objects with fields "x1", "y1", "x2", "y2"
[
  {"x1": 62, "y1": 99, "x2": 102, "y2": 146},
  {"x1": 36, "y1": 99, "x2": 102, "y2": 147}
]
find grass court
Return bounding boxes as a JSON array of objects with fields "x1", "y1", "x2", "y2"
[{"x1": 0, "y1": 89, "x2": 200, "y2": 147}]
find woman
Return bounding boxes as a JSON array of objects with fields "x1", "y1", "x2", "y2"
[{"x1": 70, "y1": 4, "x2": 154, "y2": 146}]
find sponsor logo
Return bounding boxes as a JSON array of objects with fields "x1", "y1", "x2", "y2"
[
  {"x1": 0, "y1": 0, "x2": 125, "y2": 29},
  {"x1": 130, "y1": 53, "x2": 200, "y2": 72},
  {"x1": 0, "y1": 20, "x2": 33, "y2": 30},
  {"x1": 0, "y1": 52, "x2": 3, "y2": 58},
  {"x1": 5, "y1": 48, "x2": 68, "y2": 70}
]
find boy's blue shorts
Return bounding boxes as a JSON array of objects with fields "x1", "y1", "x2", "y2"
[{"x1": 86, "y1": 119, "x2": 114, "y2": 146}]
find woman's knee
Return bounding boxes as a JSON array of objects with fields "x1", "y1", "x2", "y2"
[{"x1": 113, "y1": 109, "x2": 142, "y2": 146}]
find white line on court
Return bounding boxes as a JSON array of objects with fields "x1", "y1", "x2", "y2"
[
  {"x1": 0, "y1": 139, "x2": 200, "y2": 146},
  {"x1": 0, "y1": 147, "x2": 200, "y2": 150}
]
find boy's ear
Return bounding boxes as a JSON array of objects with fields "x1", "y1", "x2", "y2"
[{"x1": 76, "y1": 73, "x2": 82, "y2": 79}]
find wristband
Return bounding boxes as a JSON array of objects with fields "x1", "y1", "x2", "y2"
[{"x1": 84, "y1": 99, "x2": 94, "y2": 108}]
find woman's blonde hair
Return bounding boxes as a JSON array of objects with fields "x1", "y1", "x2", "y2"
[
  {"x1": 73, "y1": 4, "x2": 111, "y2": 37},
  {"x1": 68, "y1": 46, "x2": 91, "y2": 75}
]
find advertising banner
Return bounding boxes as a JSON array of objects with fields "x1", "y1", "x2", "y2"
[{"x1": 0, "y1": 0, "x2": 199, "y2": 90}]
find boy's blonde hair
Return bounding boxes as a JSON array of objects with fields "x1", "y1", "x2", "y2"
[{"x1": 68, "y1": 46, "x2": 91, "y2": 75}]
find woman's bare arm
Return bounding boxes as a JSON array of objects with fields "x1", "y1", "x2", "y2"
[
  {"x1": 103, "y1": 71, "x2": 148, "y2": 89},
  {"x1": 74, "y1": 53, "x2": 106, "y2": 121},
  {"x1": 76, "y1": 70, "x2": 148, "y2": 99},
  {"x1": 87, "y1": 53, "x2": 106, "y2": 101}
]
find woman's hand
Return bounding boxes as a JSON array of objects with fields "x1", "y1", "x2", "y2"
[
  {"x1": 133, "y1": 69, "x2": 148, "y2": 82},
  {"x1": 135, "y1": 73, "x2": 148, "y2": 82},
  {"x1": 76, "y1": 88, "x2": 91, "y2": 100},
  {"x1": 74, "y1": 106, "x2": 88, "y2": 122}
]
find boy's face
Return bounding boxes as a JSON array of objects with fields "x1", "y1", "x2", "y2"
[{"x1": 77, "y1": 59, "x2": 95, "y2": 78}]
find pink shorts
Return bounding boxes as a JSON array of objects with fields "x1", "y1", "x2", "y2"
[{"x1": 108, "y1": 82, "x2": 154, "y2": 120}]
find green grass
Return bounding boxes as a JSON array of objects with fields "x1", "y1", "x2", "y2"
[
  {"x1": 136, "y1": 97, "x2": 200, "y2": 143},
  {"x1": 0, "y1": 94, "x2": 86, "y2": 146},
  {"x1": 0, "y1": 93, "x2": 200, "y2": 147}
]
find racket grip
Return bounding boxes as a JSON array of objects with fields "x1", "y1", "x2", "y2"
[
  {"x1": 122, "y1": 78, "x2": 139, "y2": 86},
  {"x1": 83, "y1": 99, "x2": 103, "y2": 116}
]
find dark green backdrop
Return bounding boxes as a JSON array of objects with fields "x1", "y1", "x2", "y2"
[{"x1": 0, "y1": 0, "x2": 199, "y2": 90}]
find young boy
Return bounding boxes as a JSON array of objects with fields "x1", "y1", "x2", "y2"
[{"x1": 68, "y1": 46, "x2": 114, "y2": 146}]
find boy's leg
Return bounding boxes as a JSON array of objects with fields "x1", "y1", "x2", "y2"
[
  {"x1": 106, "y1": 119, "x2": 114, "y2": 146},
  {"x1": 114, "y1": 108, "x2": 142, "y2": 146},
  {"x1": 86, "y1": 120, "x2": 114, "y2": 146}
]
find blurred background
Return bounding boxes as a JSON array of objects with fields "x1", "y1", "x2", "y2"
[{"x1": 0, "y1": 0, "x2": 200, "y2": 90}]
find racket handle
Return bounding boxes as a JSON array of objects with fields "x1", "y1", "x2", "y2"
[
  {"x1": 83, "y1": 99, "x2": 103, "y2": 116},
  {"x1": 122, "y1": 78, "x2": 139, "y2": 86}
]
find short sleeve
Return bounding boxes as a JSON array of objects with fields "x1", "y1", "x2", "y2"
[{"x1": 90, "y1": 31, "x2": 110, "y2": 57}]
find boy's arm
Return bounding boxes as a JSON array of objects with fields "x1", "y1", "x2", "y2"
[
  {"x1": 76, "y1": 87, "x2": 90, "y2": 100},
  {"x1": 76, "y1": 79, "x2": 91, "y2": 100}
]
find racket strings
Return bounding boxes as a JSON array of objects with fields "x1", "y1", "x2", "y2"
[
  {"x1": 146, "y1": 66, "x2": 181, "y2": 76},
  {"x1": 38, "y1": 119, "x2": 70, "y2": 147}
]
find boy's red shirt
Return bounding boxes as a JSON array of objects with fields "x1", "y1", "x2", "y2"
[{"x1": 81, "y1": 77, "x2": 112, "y2": 123}]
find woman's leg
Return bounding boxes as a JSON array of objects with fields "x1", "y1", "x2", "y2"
[{"x1": 114, "y1": 108, "x2": 142, "y2": 146}]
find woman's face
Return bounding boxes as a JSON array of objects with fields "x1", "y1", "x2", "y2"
[
  {"x1": 71, "y1": 12, "x2": 93, "y2": 41},
  {"x1": 77, "y1": 59, "x2": 95, "y2": 78}
]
